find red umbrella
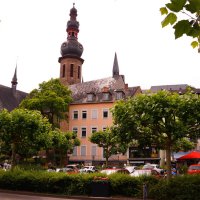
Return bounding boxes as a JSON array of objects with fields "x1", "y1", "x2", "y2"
[{"x1": 177, "y1": 151, "x2": 200, "y2": 160}]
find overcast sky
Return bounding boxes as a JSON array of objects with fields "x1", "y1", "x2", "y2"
[{"x1": 0, "y1": 0, "x2": 200, "y2": 93}]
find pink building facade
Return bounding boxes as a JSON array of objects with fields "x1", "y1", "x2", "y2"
[{"x1": 58, "y1": 4, "x2": 141, "y2": 165}]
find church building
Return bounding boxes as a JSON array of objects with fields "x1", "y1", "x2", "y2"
[
  {"x1": 0, "y1": 68, "x2": 27, "y2": 111},
  {"x1": 58, "y1": 4, "x2": 142, "y2": 165}
]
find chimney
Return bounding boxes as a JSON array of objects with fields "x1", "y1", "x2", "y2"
[{"x1": 125, "y1": 84, "x2": 128, "y2": 90}]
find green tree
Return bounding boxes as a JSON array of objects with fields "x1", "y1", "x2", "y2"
[
  {"x1": 112, "y1": 90, "x2": 200, "y2": 179},
  {"x1": 0, "y1": 109, "x2": 52, "y2": 168},
  {"x1": 173, "y1": 137, "x2": 195, "y2": 152},
  {"x1": 89, "y1": 128, "x2": 125, "y2": 167},
  {"x1": 20, "y1": 78, "x2": 72, "y2": 128},
  {"x1": 160, "y1": 0, "x2": 200, "y2": 51},
  {"x1": 50, "y1": 128, "x2": 80, "y2": 167}
]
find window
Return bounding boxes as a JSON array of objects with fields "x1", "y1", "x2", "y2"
[
  {"x1": 73, "y1": 111, "x2": 78, "y2": 119},
  {"x1": 91, "y1": 109, "x2": 97, "y2": 119},
  {"x1": 102, "y1": 127, "x2": 107, "y2": 131},
  {"x1": 62, "y1": 64, "x2": 65, "y2": 78},
  {"x1": 87, "y1": 94, "x2": 93, "y2": 102},
  {"x1": 82, "y1": 110, "x2": 87, "y2": 119},
  {"x1": 103, "y1": 109, "x2": 109, "y2": 118},
  {"x1": 116, "y1": 92, "x2": 123, "y2": 100},
  {"x1": 70, "y1": 64, "x2": 74, "y2": 77},
  {"x1": 81, "y1": 127, "x2": 87, "y2": 137},
  {"x1": 91, "y1": 146, "x2": 97, "y2": 156},
  {"x1": 72, "y1": 127, "x2": 78, "y2": 136},
  {"x1": 81, "y1": 146, "x2": 86, "y2": 156},
  {"x1": 91, "y1": 127, "x2": 97, "y2": 134},
  {"x1": 78, "y1": 66, "x2": 81, "y2": 79},
  {"x1": 72, "y1": 147, "x2": 77, "y2": 156},
  {"x1": 103, "y1": 93, "x2": 110, "y2": 101}
]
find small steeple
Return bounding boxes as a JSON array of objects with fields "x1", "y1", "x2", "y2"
[
  {"x1": 11, "y1": 65, "x2": 18, "y2": 92},
  {"x1": 113, "y1": 52, "x2": 119, "y2": 77}
]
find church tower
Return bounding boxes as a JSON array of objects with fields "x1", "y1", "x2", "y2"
[{"x1": 58, "y1": 3, "x2": 84, "y2": 86}]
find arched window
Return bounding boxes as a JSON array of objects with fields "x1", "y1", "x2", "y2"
[
  {"x1": 78, "y1": 66, "x2": 81, "y2": 79},
  {"x1": 70, "y1": 64, "x2": 74, "y2": 77},
  {"x1": 62, "y1": 64, "x2": 65, "y2": 77}
]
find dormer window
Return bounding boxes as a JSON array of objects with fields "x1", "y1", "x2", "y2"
[
  {"x1": 87, "y1": 93, "x2": 94, "y2": 102},
  {"x1": 103, "y1": 92, "x2": 110, "y2": 101},
  {"x1": 116, "y1": 91, "x2": 123, "y2": 100}
]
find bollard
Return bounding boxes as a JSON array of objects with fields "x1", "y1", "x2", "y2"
[{"x1": 143, "y1": 183, "x2": 147, "y2": 200}]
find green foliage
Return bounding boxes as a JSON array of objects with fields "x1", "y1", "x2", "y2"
[
  {"x1": 109, "y1": 173, "x2": 141, "y2": 197},
  {"x1": 174, "y1": 20, "x2": 193, "y2": 38},
  {"x1": 149, "y1": 175, "x2": 200, "y2": 200},
  {"x1": 50, "y1": 129, "x2": 80, "y2": 166},
  {"x1": 161, "y1": 12, "x2": 177, "y2": 27},
  {"x1": 111, "y1": 90, "x2": 200, "y2": 178},
  {"x1": 166, "y1": 0, "x2": 187, "y2": 12},
  {"x1": 89, "y1": 128, "x2": 124, "y2": 167},
  {"x1": 173, "y1": 137, "x2": 195, "y2": 152},
  {"x1": 0, "y1": 169, "x2": 159, "y2": 198},
  {"x1": 0, "y1": 109, "x2": 52, "y2": 167},
  {"x1": 2, "y1": 169, "x2": 200, "y2": 199},
  {"x1": 160, "y1": 7, "x2": 168, "y2": 15},
  {"x1": 191, "y1": 40, "x2": 199, "y2": 48},
  {"x1": 20, "y1": 78, "x2": 72, "y2": 128},
  {"x1": 161, "y1": 0, "x2": 200, "y2": 51},
  {"x1": 185, "y1": 0, "x2": 200, "y2": 13}
]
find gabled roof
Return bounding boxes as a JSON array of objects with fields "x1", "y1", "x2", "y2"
[
  {"x1": 0, "y1": 84, "x2": 27, "y2": 111},
  {"x1": 69, "y1": 75, "x2": 141, "y2": 104}
]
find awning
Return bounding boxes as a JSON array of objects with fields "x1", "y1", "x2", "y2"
[{"x1": 177, "y1": 151, "x2": 200, "y2": 160}]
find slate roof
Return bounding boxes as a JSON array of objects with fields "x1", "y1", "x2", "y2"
[
  {"x1": 0, "y1": 84, "x2": 27, "y2": 111},
  {"x1": 69, "y1": 75, "x2": 141, "y2": 104},
  {"x1": 150, "y1": 84, "x2": 190, "y2": 93}
]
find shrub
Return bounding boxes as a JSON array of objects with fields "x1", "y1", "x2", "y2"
[
  {"x1": 1, "y1": 168, "x2": 200, "y2": 199},
  {"x1": 149, "y1": 175, "x2": 200, "y2": 200}
]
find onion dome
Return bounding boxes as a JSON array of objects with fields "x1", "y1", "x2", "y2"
[
  {"x1": 61, "y1": 40, "x2": 83, "y2": 57},
  {"x1": 60, "y1": 3, "x2": 84, "y2": 58}
]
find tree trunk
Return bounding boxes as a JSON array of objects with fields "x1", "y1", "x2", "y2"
[
  {"x1": 60, "y1": 150, "x2": 65, "y2": 167},
  {"x1": 11, "y1": 142, "x2": 16, "y2": 169},
  {"x1": 166, "y1": 145, "x2": 172, "y2": 180},
  {"x1": 105, "y1": 156, "x2": 108, "y2": 168}
]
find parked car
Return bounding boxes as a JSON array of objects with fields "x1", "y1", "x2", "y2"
[
  {"x1": 130, "y1": 169, "x2": 163, "y2": 178},
  {"x1": 66, "y1": 164, "x2": 79, "y2": 172},
  {"x1": 56, "y1": 167, "x2": 79, "y2": 174},
  {"x1": 142, "y1": 163, "x2": 164, "y2": 174},
  {"x1": 124, "y1": 165, "x2": 138, "y2": 173},
  {"x1": 101, "y1": 168, "x2": 130, "y2": 175},
  {"x1": 187, "y1": 164, "x2": 200, "y2": 175},
  {"x1": 79, "y1": 166, "x2": 98, "y2": 173}
]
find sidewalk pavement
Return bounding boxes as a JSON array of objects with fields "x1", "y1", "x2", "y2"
[{"x1": 0, "y1": 189, "x2": 144, "y2": 200}]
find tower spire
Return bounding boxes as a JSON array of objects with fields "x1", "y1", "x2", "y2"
[
  {"x1": 11, "y1": 64, "x2": 18, "y2": 95},
  {"x1": 58, "y1": 4, "x2": 84, "y2": 86},
  {"x1": 113, "y1": 52, "x2": 119, "y2": 77},
  {"x1": 11, "y1": 65, "x2": 18, "y2": 87}
]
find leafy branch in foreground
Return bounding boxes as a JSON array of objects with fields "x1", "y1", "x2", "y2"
[{"x1": 160, "y1": 0, "x2": 200, "y2": 51}]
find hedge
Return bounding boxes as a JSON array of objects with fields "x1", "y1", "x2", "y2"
[{"x1": 1, "y1": 169, "x2": 200, "y2": 199}]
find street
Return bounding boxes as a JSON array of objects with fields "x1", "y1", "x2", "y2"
[{"x1": 0, "y1": 192, "x2": 83, "y2": 200}]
